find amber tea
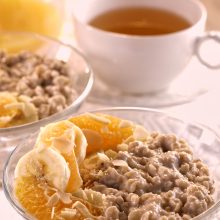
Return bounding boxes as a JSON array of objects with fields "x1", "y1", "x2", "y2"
[{"x1": 88, "y1": 7, "x2": 191, "y2": 35}]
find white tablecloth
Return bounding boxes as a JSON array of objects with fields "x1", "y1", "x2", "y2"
[{"x1": 0, "y1": 191, "x2": 22, "y2": 220}]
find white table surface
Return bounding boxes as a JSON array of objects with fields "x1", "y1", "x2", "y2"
[{"x1": 0, "y1": 191, "x2": 23, "y2": 220}]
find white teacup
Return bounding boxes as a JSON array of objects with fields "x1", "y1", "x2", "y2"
[{"x1": 73, "y1": 0, "x2": 218, "y2": 94}]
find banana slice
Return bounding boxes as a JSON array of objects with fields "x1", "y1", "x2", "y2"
[
  {"x1": 15, "y1": 148, "x2": 70, "y2": 192},
  {"x1": 35, "y1": 120, "x2": 87, "y2": 163},
  {"x1": 35, "y1": 120, "x2": 87, "y2": 192}
]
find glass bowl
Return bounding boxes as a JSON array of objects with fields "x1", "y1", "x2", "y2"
[
  {"x1": 3, "y1": 107, "x2": 220, "y2": 219},
  {"x1": 0, "y1": 31, "x2": 94, "y2": 175}
]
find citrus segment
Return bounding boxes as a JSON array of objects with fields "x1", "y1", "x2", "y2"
[
  {"x1": 15, "y1": 177, "x2": 73, "y2": 220},
  {"x1": 36, "y1": 120, "x2": 75, "y2": 149},
  {"x1": 65, "y1": 151, "x2": 83, "y2": 193},
  {"x1": 69, "y1": 113, "x2": 134, "y2": 154}
]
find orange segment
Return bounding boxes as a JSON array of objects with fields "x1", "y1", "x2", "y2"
[
  {"x1": 69, "y1": 113, "x2": 134, "y2": 154},
  {"x1": 64, "y1": 151, "x2": 82, "y2": 193},
  {"x1": 36, "y1": 120, "x2": 75, "y2": 148},
  {"x1": 15, "y1": 176, "x2": 99, "y2": 220},
  {"x1": 15, "y1": 177, "x2": 66, "y2": 220}
]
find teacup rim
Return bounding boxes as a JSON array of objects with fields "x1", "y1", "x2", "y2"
[{"x1": 73, "y1": 0, "x2": 207, "y2": 40}]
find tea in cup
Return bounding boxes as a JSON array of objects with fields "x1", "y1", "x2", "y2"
[{"x1": 73, "y1": 0, "x2": 219, "y2": 94}]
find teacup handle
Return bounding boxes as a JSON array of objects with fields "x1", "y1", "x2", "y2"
[{"x1": 195, "y1": 32, "x2": 220, "y2": 69}]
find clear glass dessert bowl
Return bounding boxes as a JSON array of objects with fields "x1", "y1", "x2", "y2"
[
  {"x1": 3, "y1": 107, "x2": 220, "y2": 219},
  {"x1": 0, "y1": 31, "x2": 94, "y2": 175}
]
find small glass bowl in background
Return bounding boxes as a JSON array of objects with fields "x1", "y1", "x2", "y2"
[
  {"x1": 3, "y1": 107, "x2": 220, "y2": 219},
  {"x1": 0, "y1": 31, "x2": 94, "y2": 177}
]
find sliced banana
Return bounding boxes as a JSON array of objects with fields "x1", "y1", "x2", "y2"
[
  {"x1": 35, "y1": 120, "x2": 87, "y2": 192},
  {"x1": 35, "y1": 120, "x2": 87, "y2": 163},
  {"x1": 35, "y1": 120, "x2": 75, "y2": 151},
  {"x1": 14, "y1": 148, "x2": 70, "y2": 192}
]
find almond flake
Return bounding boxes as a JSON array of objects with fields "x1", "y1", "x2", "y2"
[
  {"x1": 51, "y1": 207, "x2": 56, "y2": 219},
  {"x1": 86, "y1": 113, "x2": 111, "y2": 124},
  {"x1": 57, "y1": 191, "x2": 72, "y2": 204},
  {"x1": 119, "y1": 120, "x2": 134, "y2": 128},
  {"x1": 123, "y1": 136, "x2": 135, "y2": 144},
  {"x1": 83, "y1": 152, "x2": 110, "y2": 170},
  {"x1": 18, "y1": 95, "x2": 31, "y2": 102},
  {"x1": 5, "y1": 102, "x2": 23, "y2": 110},
  {"x1": 47, "y1": 193, "x2": 59, "y2": 207},
  {"x1": 60, "y1": 208, "x2": 77, "y2": 219},
  {"x1": 52, "y1": 136, "x2": 74, "y2": 155},
  {"x1": 21, "y1": 102, "x2": 38, "y2": 121},
  {"x1": 97, "y1": 153, "x2": 110, "y2": 162},
  {"x1": 112, "y1": 160, "x2": 128, "y2": 167},
  {"x1": 133, "y1": 125, "x2": 149, "y2": 141},
  {"x1": 0, "y1": 116, "x2": 13, "y2": 123},
  {"x1": 105, "y1": 149, "x2": 117, "y2": 159},
  {"x1": 117, "y1": 143, "x2": 128, "y2": 152},
  {"x1": 72, "y1": 201, "x2": 98, "y2": 219},
  {"x1": 72, "y1": 189, "x2": 88, "y2": 200}
]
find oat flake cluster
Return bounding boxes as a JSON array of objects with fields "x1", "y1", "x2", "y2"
[
  {"x1": 81, "y1": 132, "x2": 215, "y2": 220},
  {"x1": 0, "y1": 50, "x2": 77, "y2": 120}
]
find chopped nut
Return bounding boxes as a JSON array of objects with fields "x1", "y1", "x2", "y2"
[
  {"x1": 60, "y1": 208, "x2": 77, "y2": 219},
  {"x1": 47, "y1": 193, "x2": 59, "y2": 207}
]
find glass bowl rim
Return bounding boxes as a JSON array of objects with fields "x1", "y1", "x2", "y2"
[
  {"x1": 3, "y1": 106, "x2": 220, "y2": 219},
  {"x1": 0, "y1": 30, "x2": 94, "y2": 136}
]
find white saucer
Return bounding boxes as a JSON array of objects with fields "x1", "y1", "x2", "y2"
[{"x1": 88, "y1": 56, "x2": 220, "y2": 108}]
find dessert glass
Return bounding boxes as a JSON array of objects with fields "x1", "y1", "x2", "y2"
[{"x1": 3, "y1": 107, "x2": 220, "y2": 219}]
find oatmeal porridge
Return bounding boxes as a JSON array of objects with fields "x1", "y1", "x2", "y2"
[
  {"x1": 0, "y1": 50, "x2": 77, "y2": 127},
  {"x1": 14, "y1": 113, "x2": 214, "y2": 219}
]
